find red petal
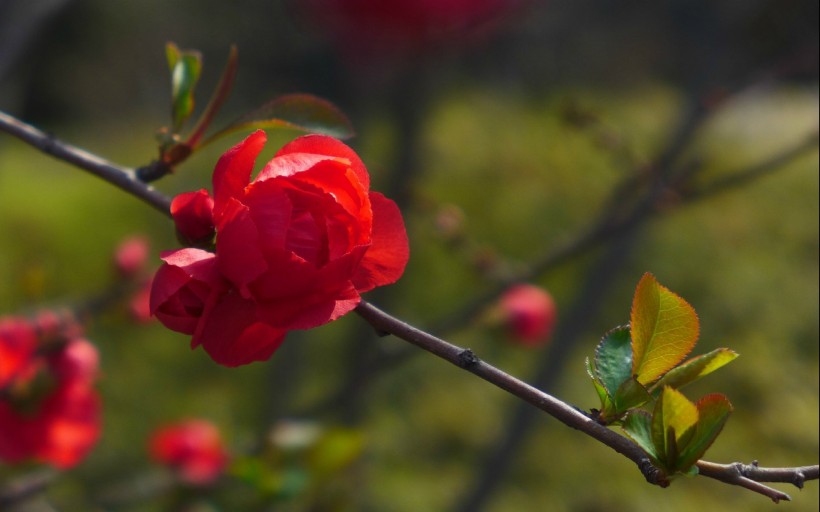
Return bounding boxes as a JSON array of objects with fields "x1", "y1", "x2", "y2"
[
  {"x1": 256, "y1": 282, "x2": 361, "y2": 330},
  {"x1": 274, "y1": 134, "x2": 370, "y2": 189},
  {"x1": 212, "y1": 130, "x2": 267, "y2": 220},
  {"x1": 194, "y1": 292, "x2": 287, "y2": 367},
  {"x1": 352, "y1": 192, "x2": 409, "y2": 292},
  {"x1": 215, "y1": 199, "x2": 268, "y2": 293}
]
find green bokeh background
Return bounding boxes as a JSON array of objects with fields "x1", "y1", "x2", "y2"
[{"x1": 0, "y1": 1, "x2": 817, "y2": 511}]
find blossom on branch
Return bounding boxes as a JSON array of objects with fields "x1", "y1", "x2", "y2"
[
  {"x1": 149, "y1": 419, "x2": 229, "y2": 486},
  {"x1": 0, "y1": 322, "x2": 101, "y2": 469},
  {"x1": 497, "y1": 284, "x2": 557, "y2": 346},
  {"x1": 151, "y1": 131, "x2": 409, "y2": 366}
]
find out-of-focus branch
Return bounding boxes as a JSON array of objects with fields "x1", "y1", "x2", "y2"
[
  {"x1": 0, "y1": 110, "x2": 173, "y2": 217},
  {"x1": 0, "y1": 469, "x2": 57, "y2": 509},
  {"x1": 354, "y1": 300, "x2": 818, "y2": 502}
]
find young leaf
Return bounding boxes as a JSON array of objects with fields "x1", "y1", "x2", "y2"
[
  {"x1": 612, "y1": 376, "x2": 652, "y2": 415},
  {"x1": 203, "y1": 93, "x2": 355, "y2": 146},
  {"x1": 631, "y1": 273, "x2": 699, "y2": 385},
  {"x1": 586, "y1": 357, "x2": 612, "y2": 410},
  {"x1": 166, "y1": 43, "x2": 203, "y2": 133},
  {"x1": 185, "y1": 45, "x2": 239, "y2": 150},
  {"x1": 676, "y1": 394, "x2": 732, "y2": 471},
  {"x1": 622, "y1": 410, "x2": 659, "y2": 461},
  {"x1": 593, "y1": 325, "x2": 633, "y2": 397},
  {"x1": 651, "y1": 387, "x2": 698, "y2": 471},
  {"x1": 650, "y1": 348, "x2": 739, "y2": 395}
]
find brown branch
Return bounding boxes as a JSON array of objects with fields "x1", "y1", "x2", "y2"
[
  {"x1": 354, "y1": 300, "x2": 819, "y2": 502},
  {"x1": 0, "y1": 468, "x2": 57, "y2": 508},
  {"x1": 697, "y1": 461, "x2": 820, "y2": 503},
  {"x1": 0, "y1": 110, "x2": 173, "y2": 217}
]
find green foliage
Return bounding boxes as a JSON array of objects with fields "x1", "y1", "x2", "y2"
[
  {"x1": 157, "y1": 45, "x2": 354, "y2": 171},
  {"x1": 623, "y1": 388, "x2": 732, "y2": 475},
  {"x1": 589, "y1": 273, "x2": 737, "y2": 425}
]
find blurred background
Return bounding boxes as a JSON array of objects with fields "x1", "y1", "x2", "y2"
[{"x1": 0, "y1": 0, "x2": 817, "y2": 511}]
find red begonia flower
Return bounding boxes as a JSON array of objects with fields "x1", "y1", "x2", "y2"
[
  {"x1": 113, "y1": 235, "x2": 150, "y2": 277},
  {"x1": 0, "y1": 317, "x2": 37, "y2": 389},
  {"x1": 149, "y1": 419, "x2": 229, "y2": 486},
  {"x1": 151, "y1": 131, "x2": 409, "y2": 367},
  {"x1": 499, "y1": 284, "x2": 557, "y2": 347},
  {"x1": 0, "y1": 337, "x2": 101, "y2": 469}
]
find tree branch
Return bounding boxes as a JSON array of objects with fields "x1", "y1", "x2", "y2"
[
  {"x1": 0, "y1": 110, "x2": 172, "y2": 217},
  {"x1": 354, "y1": 300, "x2": 819, "y2": 502}
]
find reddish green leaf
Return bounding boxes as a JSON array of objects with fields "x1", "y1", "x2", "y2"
[
  {"x1": 612, "y1": 376, "x2": 652, "y2": 416},
  {"x1": 650, "y1": 348, "x2": 739, "y2": 395},
  {"x1": 677, "y1": 394, "x2": 732, "y2": 471},
  {"x1": 204, "y1": 93, "x2": 355, "y2": 146},
  {"x1": 651, "y1": 387, "x2": 698, "y2": 471},
  {"x1": 631, "y1": 273, "x2": 699, "y2": 385},
  {"x1": 586, "y1": 357, "x2": 612, "y2": 411},
  {"x1": 166, "y1": 42, "x2": 202, "y2": 132},
  {"x1": 185, "y1": 45, "x2": 239, "y2": 150}
]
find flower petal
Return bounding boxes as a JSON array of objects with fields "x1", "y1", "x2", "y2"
[
  {"x1": 212, "y1": 130, "x2": 267, "y2": 219},
  {"x1": 352, "y1": 192, "x2": 409, "y2": 292},
  {"x1": 194, "y1": 292, "x2": 287, "y2": 367},
  {"x1": 171, "y1": 189, "x2": 215, "y2": 244},
  {"x1": 274, "y1": 134, "x2": 370, "y2": 189},
  {"x1": 256, "y1": 282, "x2": 361, "y2": 330},
  {"x1": 215, "y1": 198, "x2": 268, "y2": 293}
]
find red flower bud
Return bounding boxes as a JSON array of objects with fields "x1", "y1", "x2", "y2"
[
  {"x1": 498, "y1": 284, "x2": 557, "y2": 347},
  {"x1": 149, "y1": 419, "x2": 229, "y2": 486},
  {"x1": 171, "y1": 189, "x2": 216, "y2": 245}
]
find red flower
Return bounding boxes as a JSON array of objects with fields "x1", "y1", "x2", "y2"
[
  {"x1": 303, "y1": 0, "x2": 523, "y2": 59},
  {"x1": 151, "y1": 131, "x2": 409, "y2": 366},
  {"x1": 149, "y1": 419, "x2": 229, "y2": 486},
  {"x1": 498, "y1": 284, "x2": 557, "y2": 346},
  {"x1": 0, "y1": 336, "x2": 101, "y2": 469},
  {"x1": 113, "y1": 235, "x2": 150, "y2": 277},
  {"x1": 0, "y1": 318, "x2": 37, "y2": 389}
]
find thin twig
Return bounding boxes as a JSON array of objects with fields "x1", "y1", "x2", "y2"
[
  {"x1": 354, "y1": 300, "x2": 820, "y2": 501},
  {"x1": 0, "y1": 110, "x2": 173, "y2": 217}
]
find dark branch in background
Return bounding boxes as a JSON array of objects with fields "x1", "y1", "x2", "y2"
[
  {"x1": 0, "y1": 110, "x2": 173, "y2": 217},
  {"x1": 0, "y1": 469, "x2": 57, "y2": 509},
  {"x1": 353, "y1": 301, "x2": 817, "y2": 503}
]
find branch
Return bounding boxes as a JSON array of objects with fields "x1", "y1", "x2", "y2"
[
  {"x1": 354, "y1": 300, "x2": 820, "y2": 501},
  {"x1": 0, "y1": 110, "x2": 172, "y2": 217},
  {"x1": 696, "y1": 461, "x2": 820, "y2": 503},
  {"x1": 0, "y1": 469, "x2": 57, "y2": 508},
  {"x1": 354, "y1": 300, "x2": 667, "y2": 485}
]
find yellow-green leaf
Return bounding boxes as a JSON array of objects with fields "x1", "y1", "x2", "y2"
[
  {"x1": 631, "y1": 273, "x2": 699, "y2": 385},
  {"x1": 166, "y1": 42, "x2": 202, "y2": 133},
  {"x1": 650, "y1": 348, "x2": 739, "y2": 395},
  {"x1": 651, "y1": 387, "x2": 698, "y2": 468}
]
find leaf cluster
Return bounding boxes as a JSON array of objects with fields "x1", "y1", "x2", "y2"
[
  {"x1": 586, "y1": 273, "x2": 736, "y2": 476},
  {"x1": 153, "y1": 43, "x2": 355, "y2": 176}
]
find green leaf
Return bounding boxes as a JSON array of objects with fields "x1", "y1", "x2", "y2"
[
  {"x1": 166, "y1": 42, "x2": 202, "y2": 132},
  {"x1": 650, "y1": 348, "x2": 739, "y2": 395},
  {"x1": 676, "y1": 394, "x2": 732, "y2": 471},
  {"x1": 622, "y1": 410, "x2": 658, "y2": 461},
  {"x1": 593, "y1": 325, "x2": 633, "y2": 396},
  {"x1": 612, "y1": 376, "x2": 652, "y2": 414},
  {"x1": 307, "y1": 428, "x2": 364, "y2": 478},
  {"x1": 651, "y1": 387, "x2": 698, "y2": 470},
  {"x1": 631, "y1": 273, "x2": 700, "y2": 385},
  {"x1": 586, "y1": 357, "x2": 611, "y2": 409},
  {"x1": 203, "y1": 93, "x2": 355, "y2": 146}
]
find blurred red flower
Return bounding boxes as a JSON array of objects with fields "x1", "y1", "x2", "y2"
[
  {"x1": 0, "y1": 317, "x2": 37, "y2": 389},
  {"x1": 498, "y1": 284, "x2": 557, "y2": 346},
  {"x1": 113, "y1": 235, "x2": 151, "y2": 277},
  {"x1": 303, "y1": 0, "x2": 523, "y2": 58},
  {"x1": 0, "y1": 333, "x2": 101, "y2": 469},
  {"x1": 149, "y1": 419, "x2": 229, "y2": 486},
  {"x1": 152, "y1": 131, "x2": 409, "y2": 366}
]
